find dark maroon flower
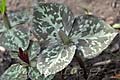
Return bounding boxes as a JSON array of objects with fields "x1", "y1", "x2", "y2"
[{"x1": 18, "y1": 48, "x2": 30, "y2": 64}]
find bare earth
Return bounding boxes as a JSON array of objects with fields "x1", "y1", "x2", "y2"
[{"x1": 7, "y1": 0, "x2": 120, "y2": 25}]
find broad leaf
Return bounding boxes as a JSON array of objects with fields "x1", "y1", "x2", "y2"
[
  {"x1": 0, "y1": 64, "x2": 27, "y2": 80},
  {"x1": 33, "y1": 3, "x2": 76, "y2": 77},
  {"x1": 29, "y1": 67, "x2": 54, "y2": 80},
  {"x1": 28, "y1": 42, "x2": 41, "y2": 61},
  {"x1": 33, "y1": 3, "x2": 74, "y2": 41},
  {"x1": 0, "y1": 22, "x2": 7, "y2": 33},
  {"x1": 0, "y1": 64, "x2": 54, "y2": 80},
  {"x1": 34, "y1": 3, "x2": 117, "y2": 77},
  {"x1": 37, "y1": 44, "x2": 76, "y2": 77},
  {"x1": 0, "y1": 25, "x2": 30, "y2": 52},
  {"x1": 70, "y1": 15, "x2": 117, "y2": 58},
  {"x1": 25, "y1": 41, "x2": 41, "y2": 68}
]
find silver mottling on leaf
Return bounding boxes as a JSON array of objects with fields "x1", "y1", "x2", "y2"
[
  {"x1": 0, "y1": 26, "x2": 30, "y2": 52},
  {"x1": 34, "y1": 3, "x2": 117, "y2": 77},
  {"x1": 37, "y1": 44, "x2": 76, "y2": 77},
  {"x1": 70, "y1": 15, "x2": 117, "y2": 58},
  {"x1": 0, "y1": 64, "x2": 27, "y2": 80},
  {"x1": 0, "y1": 64, "x2": 54, "y2": 80},
  {"x1": 33, "y1": 3, "x2": 74, "y2": 42}
]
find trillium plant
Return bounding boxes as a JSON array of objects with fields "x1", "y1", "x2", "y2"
[
  {"x1": 33, "y1": 3, "x2": 117, "y2": 77},
  {"x1": 0, "y1": 0, "x2": 118, "y2": 80}
]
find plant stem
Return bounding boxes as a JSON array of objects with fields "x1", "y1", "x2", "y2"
[
  {"x1": 74, "y1": 52, "x2": 88, "y2": 79},
  {"x1": 26, "y1": 66, "x2": 32, "y2": 80},
  {"x1": 26, "y1": 40, "x2": 33, "y2": 52},
  {"x1": 2, "y1": 12, "x2": 12, "y2": 29}
]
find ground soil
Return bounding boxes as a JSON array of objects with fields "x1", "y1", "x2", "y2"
[{"x1": 7, "y1": 0, "x2": 120, "y2": 24}]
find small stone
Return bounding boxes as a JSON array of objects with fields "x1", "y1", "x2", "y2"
[
  {"x1": 106, "y1": 17, "x2": 114, "y2": 25},
  {"x1": 0, "y1": 46, "x2": 5, "y2": 52}
]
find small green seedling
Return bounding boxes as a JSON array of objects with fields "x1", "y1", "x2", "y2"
[{"x1": 0, "y1": 0, "x2": 6, "y2": 15}]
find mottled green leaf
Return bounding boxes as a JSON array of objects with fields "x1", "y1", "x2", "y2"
[
  {"x1": 34, "y1": 3, "x2": 117, "y2": 77},
  {"x1": 70, "y1": 15, "x2": 117, "y2": 58},
  {"x1": 33, "y1": 3, "x2": 76, "y2": 76},
  {"x1": 37, "y1": 44, "x2": 76, "y2": 77},
  {"x1": 28, "y1": 42, "x2": 41, "y2": 61},
  {"x1": 0, "y1": 42, "x2": 54, "y2": 80},
  {"x1": 0, "y1": 22, "x2": 7, "y2": 33},
  {"x1": 33, "y1": 3, "x2": 74, "y2": 41},
  {"x1": 9, "y1": 10, "x2": 32, "y2": 27},
  {"x1": 0, "y1": 64, "x2": 54, "y2": 80},
  {"x1": 0, "y1": 64, "x2": 27, "y2": 80},
  {"x1": 0, "y1": 26, "x2": 30, "y2": 52},
  {"x1": 29, "y1": 67, "x2": 54, "y2": 80}
]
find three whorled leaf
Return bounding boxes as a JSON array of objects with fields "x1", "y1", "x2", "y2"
[
  {"x1": 33, "y1": 3, "x2": 76, "y2": 77},
  {"x1": 70, "y1": 15, "x2": 117, "y2": 58},
  {"x1": 33, "y1": 3, "x2": 117, "y2": 77}
]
